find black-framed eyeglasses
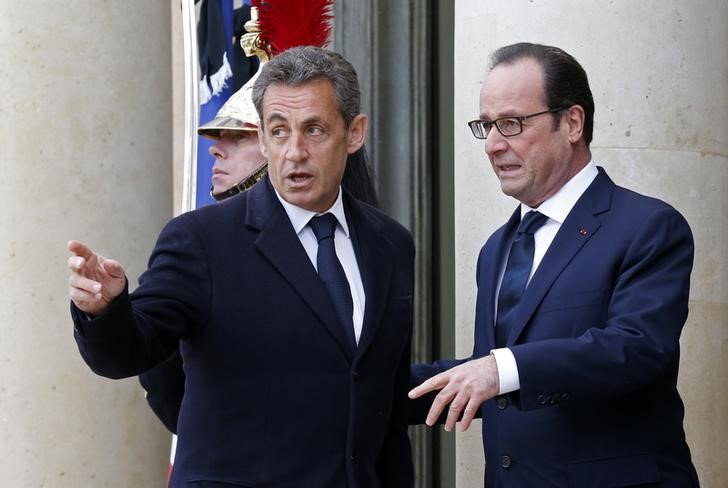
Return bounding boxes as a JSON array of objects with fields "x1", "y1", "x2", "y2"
[{"x1": 467, "y1": 107, "x2": 566, "y2": 139}]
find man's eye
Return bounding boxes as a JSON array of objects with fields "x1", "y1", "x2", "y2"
[
  {"x1": 499, "y1": 118, "x2": 520, "y2": 132},
  {"x1": 307, "y1": 126, "x2": 324, "y2": 136},
  {"x1": 271, "y1": 127, "x2": 288, "y2": 138}
]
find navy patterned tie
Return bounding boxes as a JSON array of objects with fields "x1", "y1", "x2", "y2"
[
  {"x1": 495, "y1": 211, "x2": 549, "y2": 348},
  {"x1": 309, "y1": 213, "x2": 356, "y2": 349}
]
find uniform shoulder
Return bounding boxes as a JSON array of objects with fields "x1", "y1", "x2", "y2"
[{"x1": 169, "y1": 191, "x2": 249, "y2": 232}]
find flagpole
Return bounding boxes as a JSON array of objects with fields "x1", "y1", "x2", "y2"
[
  {"x1": 169, "y1": 0, "x2": 199, "y2": 480},
  {"x1": 180, "y1": 0, "x2": 199, "y2": 214}
]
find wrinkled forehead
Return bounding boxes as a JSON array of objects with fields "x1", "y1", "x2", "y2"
[{"x1": 261, "y1": 80, "x2": 341, "y2": 122}]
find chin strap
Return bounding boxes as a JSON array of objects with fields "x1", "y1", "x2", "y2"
[{"x1": 210, "y1": 161, "x2": 269, "y2": 202}]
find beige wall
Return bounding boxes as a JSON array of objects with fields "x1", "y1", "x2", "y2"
[
  {"x1": 452, "y1": 1, "x2": 728, "y2": 486},
  {"x1": 0, "y1": 2, "x2": 173, "y2": 486}
]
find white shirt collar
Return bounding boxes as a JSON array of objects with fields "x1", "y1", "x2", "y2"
[
  {"x1": 274, "y1": 187, "x2": 350, "y2": 238},
  {"x1": 521, "y1": 160, "x2": 599, "y2": 223}
]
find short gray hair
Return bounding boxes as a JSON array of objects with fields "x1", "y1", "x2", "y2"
[{"x1": 252, "y1": 46, "x2": 361, "y2": 129}]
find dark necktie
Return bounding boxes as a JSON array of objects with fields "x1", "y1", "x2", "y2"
[
  {"x1": 495, "y1": 211, "x2": 548, "y2": 348},
  {"x1": 309, "y1": 213, "x2": 356, "y2": 349}
]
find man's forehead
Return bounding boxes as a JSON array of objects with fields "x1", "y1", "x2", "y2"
[
  {"x1": 263, "y1": 79, "x2": 334, "y2": 103},
  {"x1": 261, "y1": 80, "x2": 339, "y2": 122},
  {"x1": 480, "y1": 59, "x2": 545, "y2": 114}
]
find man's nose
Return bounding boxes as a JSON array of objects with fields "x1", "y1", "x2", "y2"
[
  {"x1": 209, "y1": 142, "x2": 225, "y2": 159},
  {"x1": 484, "y1": 128, "x2": 508, "y2": 158},
  {"x1": 285, "y1": 132, "x2": 308, "y2": 161}
]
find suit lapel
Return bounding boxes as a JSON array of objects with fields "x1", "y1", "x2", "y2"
[
  {"x1": 344, "y1": 195, "x2": 393, "y2": 360},
  {"x1": 477, "y1": 208, "x2": 521, "y2": 351},
  {"x1": 506, "y1": 168, "x2": 615, "y2": 345},
  {"x1": 248, "y1": 178, "x2": 356, "y2": 362}
]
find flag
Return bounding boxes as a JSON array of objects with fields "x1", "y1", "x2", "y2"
[
  {"x1": 195, "y1": 0, "x2": 235, "y2": 208},
  {"x1": 196, "y1": 0, "x2": 259, "y2": 207}
]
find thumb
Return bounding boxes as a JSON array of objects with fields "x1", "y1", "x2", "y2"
[{"x1": 101, "y1": 259, "x2": 125, "y2": 279}]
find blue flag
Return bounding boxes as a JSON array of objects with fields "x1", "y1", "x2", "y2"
[
  {"x1": 196, "y1": 0, "x2": 235, "y2": 208},
  {"x1": 196, "y1": 0, "x2": 258, "y2": 208}
]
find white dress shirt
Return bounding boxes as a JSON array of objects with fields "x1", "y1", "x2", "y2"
[
  {"x1": 492, "y1": 161, "x2": 599, "y2": 394},
  {"x1": 275, "y1": 187, "x2": 365, "y2": 343}
]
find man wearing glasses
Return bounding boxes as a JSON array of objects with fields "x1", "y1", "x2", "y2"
[{"x1": 410, "y1": 42, "x2": 699, "y2": 487}]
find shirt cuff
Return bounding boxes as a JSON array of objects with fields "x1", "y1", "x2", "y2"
[{"x1": 491, "y1": 347, "x2": 520, "y2": 394}]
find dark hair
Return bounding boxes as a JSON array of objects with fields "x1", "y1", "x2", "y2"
[
  {"x1": 342, "y1": 147, "x2": 379, "y2": 207},
  {"x1": 252, "y1": 46, "x2": 361, "y2": 129},
  {"x1": 490, "y1": 42, "x2": 595, "y2": 146}
]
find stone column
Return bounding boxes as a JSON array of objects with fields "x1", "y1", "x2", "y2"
[
  {"x1": 452, "y1": 1, "x2": 727, "y2": 486},
  {"x1": 0, "y1": 2, "x2": 173, "y2": 486}
]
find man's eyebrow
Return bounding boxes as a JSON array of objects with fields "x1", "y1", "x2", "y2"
[
  {"x1": 301, "y1": 115, "x2": 327, "y2": 125},
  {"x1": 264, "y1": 112, "x2": 288, "y2": 124},
  {"x1": 480, "y1": 109, "x2": 519, "y2": 120}
]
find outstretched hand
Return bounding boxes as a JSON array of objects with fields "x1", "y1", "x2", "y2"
[
  {"x1": 67, "y1": 240, "x2": 126, "y2": 315},
  {"x1": 408, "y1": 355, "x2": 500, "y2": 432}
]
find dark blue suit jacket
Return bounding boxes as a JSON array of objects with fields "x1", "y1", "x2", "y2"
[
  {"x1": 412, "y1": 168, "x2": 699, "y2": 487},
  {"x1": 73, "y1": 176, "x2": 415, "y2": 488}
]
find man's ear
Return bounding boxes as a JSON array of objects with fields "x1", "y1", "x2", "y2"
[
  {"x1": 565, "y1": 105, "x2": 585, "y2": 144},
  {"x1": 346, "y1": 114, "x2": 368, "y2": 154}
]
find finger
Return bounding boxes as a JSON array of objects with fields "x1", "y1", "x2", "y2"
[
  {"x1": 69, "y1": 273, "x2": 102, "y2": 297},
  {"x1": 101, "y1": 259, "x2": 125, "y2": 279},
  {"x1": 69, "y1": 287, "x2": 97, "y2": 305},
  {"x1": 68, "y1": 282, "x2": 102, "y2": 306},
  {"x1": 459, "y1": 399, "x2": 480, "y2": 432},
  {"x1": 425, "y1": 388, "x2": 456, "y2": 427},
  {"x1": 408, "y1": 373, "x2": 448, "y2": 399},
  {"x1": 68, "y1": 240, "x2": 94, "y2": 259},
  {"x1": 444, "y1": 391, "x2": 469, "y2": 432},
  {"x1": 67, "y1": 255, "x2": 87, "y2": 273}
]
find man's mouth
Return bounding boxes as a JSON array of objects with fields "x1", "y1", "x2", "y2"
[{"x1": 287, "y1": 172, "x2": 313, "y2": 187}]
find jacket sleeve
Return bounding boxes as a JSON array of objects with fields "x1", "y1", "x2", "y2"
[{"x1": 72, "y1": 214, "x2": 211, "y2": 379}]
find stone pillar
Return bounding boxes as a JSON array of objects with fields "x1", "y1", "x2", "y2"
[
  {"x1": 0, "y1": 2, "x2": 173, "y2": 486},
  {"x1": 452, "y1": 1, "x2": 727, "y2": 486}
]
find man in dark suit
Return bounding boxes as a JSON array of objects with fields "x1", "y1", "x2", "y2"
[
  {"x1": 68, "y1": 46, "x2": 414, "y2": 488},
  {"x1": 409, "y1": 42, "x2": 699, "y2": 487},
  {"x1": 138, "y1": 72, "x2": 380, "y2": 436}
]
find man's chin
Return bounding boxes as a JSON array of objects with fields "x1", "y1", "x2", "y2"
[{"x1": 498, "y1": 180, "x2": 517, "y2": 195}]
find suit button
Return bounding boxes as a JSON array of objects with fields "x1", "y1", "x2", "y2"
[
  {"x1": 537, "y1": 394, "x2": 546, "y2": 405},
  {"x1": 546, "y1": 394, "x2": 553, "y2": 404},
  {"x1": 496, "y1": 397, "x2": 508, "y2": 410},
  {"x1": 352, "y1": 370, "x2": 360, "y2": 381},
  {"x1": 501, "y1": 455, "x2": 511, "y2": 468}
]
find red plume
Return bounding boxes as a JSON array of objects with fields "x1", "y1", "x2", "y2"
[{"x1": 257, "y1": 0, "x2": 335, "y2": 56}]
